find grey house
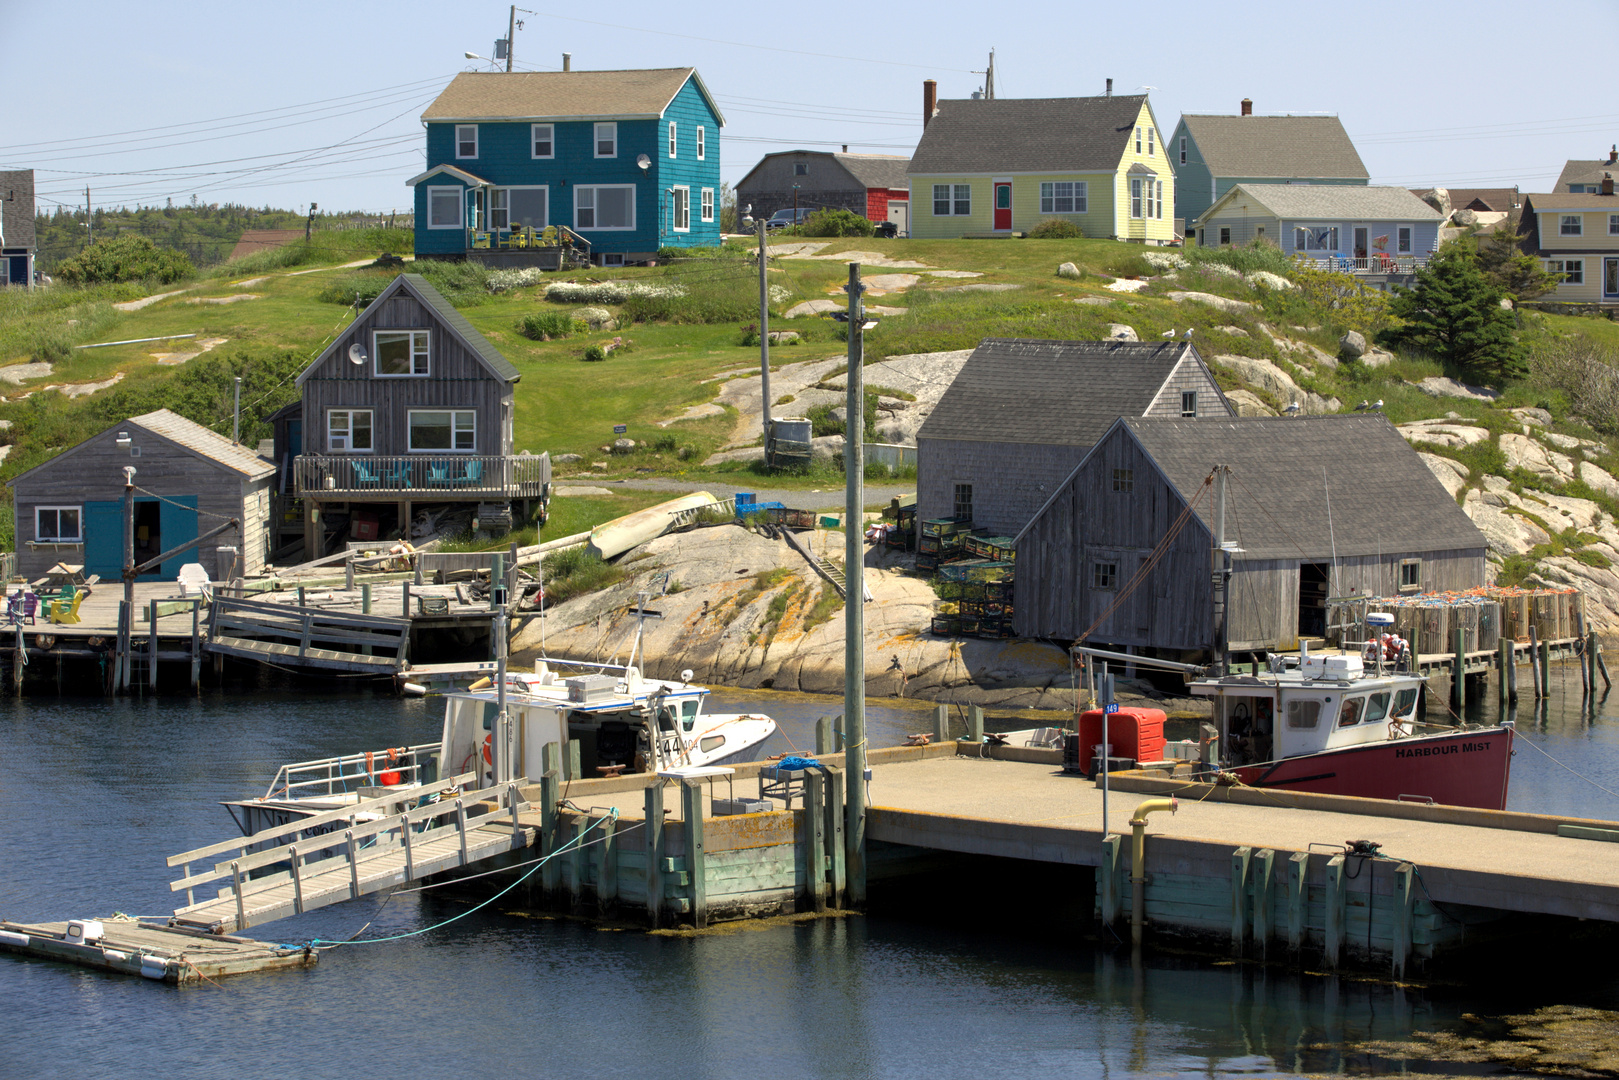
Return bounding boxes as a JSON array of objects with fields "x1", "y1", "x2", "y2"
[
  {"x1": 916, "y1": 339, "x2": 1231, "y2": 535},
  {"x1": 735, "y1": 150, "x2": 911, "y2": 231},
  {"x1": 290, "y1": 272, "x2": 548, "y2": 557},
  {"x1": 9, "y1": 409, "x2": 276, "y2": 583},
  {"x1": 1011, "y1": 415, "x2": 1488, "y2": 657},
  {"x1": 1170, "y1": 107, "x2": 1369, "y2": 228},
  {"x1": 1, "y1": 169, "x2": 36, "y2": 287}
]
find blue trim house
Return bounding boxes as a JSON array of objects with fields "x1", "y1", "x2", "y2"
[{"x1": 408, "y1": 67, "x2": 724, "y2": 265}]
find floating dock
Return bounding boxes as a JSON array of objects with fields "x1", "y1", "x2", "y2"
[{"x1": 0, "y1": 918, "x2": 315, "y2": 984}]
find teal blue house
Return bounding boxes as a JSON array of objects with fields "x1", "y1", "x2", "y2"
[{"x1": 408, "y1": 67, "x2": 724, "y2": 265}]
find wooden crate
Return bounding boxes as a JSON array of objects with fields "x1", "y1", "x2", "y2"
[
  {"x1": 930, "y1": 615, "x2": 960, "y2": 636},
  {"x1": 921, "y1": 517, "x2": 969, "y2": 538}
]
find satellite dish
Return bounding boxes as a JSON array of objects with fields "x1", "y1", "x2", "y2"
[
  {"x1": 348, "y1": 343, "x2": 368, "y2": 366},
  {"x1": 636, "y1": 154, "x2": 650, "y2": 171}
]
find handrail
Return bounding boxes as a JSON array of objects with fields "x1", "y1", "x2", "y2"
[
  {"x1": 294, "y1": 453, "x2": 551, "y2": 498},
  {"x1": 262, "y1": 740, "x2": 443, "y2": 800}
]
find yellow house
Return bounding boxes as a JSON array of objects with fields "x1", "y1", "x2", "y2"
[
  {"x1": 1519, "y1": 187, "x2": 1619, "y2": 306},
  {"x1": 906, "y1": 93, "x2": 1175, "y2": 244}
]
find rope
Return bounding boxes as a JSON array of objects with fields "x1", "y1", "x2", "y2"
[
  {"x1": 131, "y1": 485, "x2": 241, "y2": 523},
  {"x1": 1512, "y1": 732, "x2": 1619, "y2": 803}
]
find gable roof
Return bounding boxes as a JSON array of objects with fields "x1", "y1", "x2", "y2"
[
  {"x1": 10, "y1": 408, "x2": 275, "y2": 488},
  {"x1": 908, "y1": 95, "x2": 1147, "y2": 175},
  {"x1": 1179, "y1": 115, "x2": 1368, "y2": 180},
  {"x1": 1556, "y1": 156, "x2": 1618, "y2": 189},
  {"x1": 918, "y1": 338, "x2": 1223, "y2": 447},
  {"x1": 1118, "y1": 414, "x2": 1485, "y2": 560},
  {"x1": 1522, "y1": 192, "x2": 1619, "y2": 213},
  {"x1": 1444, "y1": 187, "x2": 1520, "y2": 213},
  {"x1": 0, "y1": 169, "x2": 36, "y2": 250},
  {"x1": 420, "y1": 68, "x2": 723, "y2": 125},
  {"x1": 834, "y1": 153, "x2": 911, "y2": 189},
  {"x1": 1207, "y1": 183, "x2": 1442, "y2": 222},
  {"x1": 297, "y1": 274, "x2": 519, "y2": 386},
  {"x1": 405, "y1": 163, "x2": 490, "y2": 188}
]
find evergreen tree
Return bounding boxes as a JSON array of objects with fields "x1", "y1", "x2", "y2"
[
  {"x1": 1383, "y1": 242, "x2": 1528, "y2": 385},
  {"x1": 1474, "y1": 224, "x2": 1559, "y2": 300}
]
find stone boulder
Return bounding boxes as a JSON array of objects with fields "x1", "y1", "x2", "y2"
[
  {"x1": 1339, "y1": 330, "x2": 1367, "y2": 357},
  {"x1": 554, "y1": 453, "x2": 583, "y2": 464},
  {"x1": 1501, "y1": 433, "x2": 1576, "y2": 482},
  {"x1": 1215, "y1": 325, "x2": 1250, "y2": 338},
  {"x1": 611, "y1": 438, "x2": 636, "y2": 454},
  {"x1": 1512, "y1": 407, "x2": 1552, "y2": 428},
  {"x1": 571, "y1": 306, "x2": 616, "y2": 330},
  {"x1": 1397, "y1": 421, "x2": 1491, "y2": 449},
  {"x1": 1225, "y1": 390, "x2": 1276, "y2": 417},
  {"x1": 1166, "y1": 290, "x2": 1256, "y2": 315},
  {"x1": 784, "y1": 299, "x2": 842, "y2": 318},
  {"x1": 1418, "y1": 452, "x2": 1470, "y2": 499},
  {"x1": 766, "y1": 331, "x2": 799, "y2": 344},
  {"x1": 1464, "y1": 488, "x2": 1551, "y2": 556},
  {"x1": 1213, "y1": 354, "x2": 1300, "y2": 401},
  {"x1": 829, "y1": 406, "x2": 847, "y2": 425},
  {"x1": 1543, "y1": 431, "x2": 1604, "y2": 456},
  {"x1": 1107, "y1": 323, "x2": 1138, "y2": 342},
  {"x1": 1057, "y1": 262, "x2": 1082, "y2": 279},
  {"x1": 1416, "y1": 376, "x2": 1500, "y2": 401},
  {"x1": 1580, "y1": 461, "x2": 1619, "y2": 499},
  {"x1": 1360, "y1": 347, "x2": 1397, "y2": 368},
  {"x1": 1452, "y1": 208, "x2": 1478, "y2": 227},
  {"x1": 1420, "y1": 187, "x2": 1452, "y2": 217}
]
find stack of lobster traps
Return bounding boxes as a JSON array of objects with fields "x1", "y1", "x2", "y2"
[
  {"x1": 917, "y1": 517, "x2": 971, "y2": 574},
  {"x1": 929, "y1": 558, "x2": 1016, "y2": 638}
]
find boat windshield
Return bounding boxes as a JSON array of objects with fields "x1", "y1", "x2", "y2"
[
  {"x1": 1392, "y1": 687, "x2": 1419, "y2": 719},
  {"x1": 1363, "y1": 692, "x2": 1391, "y2": 724},
  {"x1": 1338, "y1": 696, "x2": 1365, "y2": 728},
  {"x1": 682, "y1": 698, "x2": 699, "y2": 732}
]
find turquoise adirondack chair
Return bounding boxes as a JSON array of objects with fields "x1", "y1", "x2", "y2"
[
  {"x1": 452, "y1": 459, "x2": 485, "y2": 487},
  {"x1": 352, "y1": 460, "x2": 382, "y2": 488}
]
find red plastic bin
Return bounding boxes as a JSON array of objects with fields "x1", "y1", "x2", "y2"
[{"x1": 1077, "y1": 707, "x2": 1167, "y2": 764}]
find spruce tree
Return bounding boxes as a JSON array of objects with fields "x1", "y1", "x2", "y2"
[{"x1": 1385, "y1": 243, "x2": 1528, "y2": 385}]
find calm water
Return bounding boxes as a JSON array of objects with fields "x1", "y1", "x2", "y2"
[{"x1": 2, "y1": 674, "x2": 1618, "y2": 1079}]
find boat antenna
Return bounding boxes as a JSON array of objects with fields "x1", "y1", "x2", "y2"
[{"x1": 1323, "y1": 466, "x2": 1339, "y2": 598}]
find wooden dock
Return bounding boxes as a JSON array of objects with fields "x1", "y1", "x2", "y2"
[{"x1": 0, "y1": 918, "x2": 315, "y2": 983}]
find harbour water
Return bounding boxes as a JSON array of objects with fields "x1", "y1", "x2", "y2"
[{"x1": 3, "y1": 674, "x2": 1618, "y2": 1078}]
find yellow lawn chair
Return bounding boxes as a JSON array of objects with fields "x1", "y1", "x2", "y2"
[{"x1": 48, "y1": 589, "x2": 86, "y2": 624}]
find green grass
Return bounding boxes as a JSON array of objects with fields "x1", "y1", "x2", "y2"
[{"x1": 542, "y1": 546, "x2": 625, "y2": 604}]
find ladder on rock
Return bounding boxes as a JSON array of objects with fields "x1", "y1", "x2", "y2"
[
  {"x1": 817, "y1": 556, "x2": 847, "y2": 595},
  {"x1": 166, "y1": 775, "x2": 532, "y2": 934}
]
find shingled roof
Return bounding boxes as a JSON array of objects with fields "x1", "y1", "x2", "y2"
[
  {"x1": 1556, "y1": 155, "x2": 1619, "y2": 190},
  {"x1": 1119, "y1": 415, "x2": 1485, "y2": 560},
  {"x1": 908, "y1": 96, "x2": 1147, "y2": 175},
  {"x1": 0, "y1": 169, "x2": 36, "y2": 249},
  {"x1": 918, "y1": 339, "x2": 1226, "y2": 447},
  {"x1": 1180, "y1": 115, "x2": 1368, "y2": 180},
  {"x1": 833, "y1": 153, "x2": 911, "y2": 190},
  {"x1": 1210, "y1": 184, "x2": 1442, "y2": 221},
  {"x1": 421, "y1": 68, "x2": 721, "y2": 124}
]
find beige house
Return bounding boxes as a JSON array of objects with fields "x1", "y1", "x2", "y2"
[{"x1": 1519, "y1": 182, "x2": 1619, "y2": 306}]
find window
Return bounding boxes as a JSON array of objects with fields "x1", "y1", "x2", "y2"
[
  {"x1": 427, "y1": 186, "x2": 463, "y2": 229},
  {"x1": 490, "y1": 187, "x2": 548, "y2": 231},
  {"x1": 1092, "y1": 561, "x2": 1118, "y2": 590},
  {"x1": 408, "y1": 410, "x2": 476, "y2": 452},
  {"x1": 594, "y1": 122, "x2": 617, "y2": 158},
  {"x1": 1561, "y1": 214, "x2": 1583, "y2": 236},
  {"x1": 699, "y1": 735, "x2": 726, "y2": 755},
  {"x1": 1155, "y1": 180, "x2": 1164, "y2": 219},
  {"x1": 1294, "y1": 226, "x2": 1339, "y2": 251},
  {"x1": 1337, "y1": 696, "x2": 1365, "y2": 728},
  {"x1": 1135, "y1": 127, "x2": 1142, "y2": 153},
  {"x1": 575, "y1": 185, "x2": 635, "y2": 230},
  {"x1": 1147, "y1": 128, "x2": 1155, "y2": 156},
  {"x1": 1399, "y1": 558, "x2": 1421, "y2": 591},
  {"x1": 531, "y1": 123, "x2": 554, "y2": 159},
  {"x1": 1397, "y1": 226, "x2": 1413, "y2": 254},
  {"x1": 1286, "y1": 699, "x2": 1322, "y2": 730},
  {"x1": 1111, "y1": 468, "x2": 1133, "y2": 493},
  {"x1": 1039, "y1": 181, "x2": 1087, "y2": 214},
  {"x1": 696, "y1": 126, "x2": 705, "y2": 160},
  {"x1": 1610, "y1": 213, "x2": 1619, "y2": 236},
  {"x1": 953, "y1": 483, "x2": 972, "y2": 520},
  {"x1": 1130, "y1": 178, "x2": 1143, "y2": 219},
  {"x1": 327, "y1": 409, "x2": 373, "y2": 452},
  {"x1": 1181, "y1": 391, "x2": 1198, "y2": 418},
  {"x1": 794, "y1": 162, "x2": 809, "y2": 176},
  {"x1": 668, "y1": 121, "x2": 677, "y2": 158},
  {"x1": 1363, "y1": 692, "x2": 1391, "y2": 724},
  {"x1": 1256, "y1": 225, "x2": 1266, "y2": 239},
  {"x1": 1217, "y1": 226, "x2": 1231, "y2": 245},
  {"x1": 455, "y1": 125, "x2": 477, "y2": 159},
  {"x1": 35, "y1": 506, "x2": 81, "y2": 543},
  {"x1": 1179, "y1": 135, "x2": 1186, "y2": 165},
  {"x1": 672, "y1": 186, "x2": 690, "y2": 232},
  {"x1": 1392, "y1": 688, "x2": 1420, "y2": 719},
  {"x1": 700, "y1": 188, "x2": 714, "y2": 222},
  {"x1": 934, "y1": 184, "x2": 970, "y2": 216},
  {"x1": 1547, "y1": 259, "x2": 1584, "y2": 285},
  {"x1": 374, "y1": 330, "x2": 429, "y2": 377}
]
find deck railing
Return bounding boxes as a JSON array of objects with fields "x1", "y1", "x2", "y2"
[
  {"x1": 1301, "y1": 254, "x2": 1432, "y2": 275},
  {"x1": 294, "y1": 454, "x2": 550, "y2": 498}
]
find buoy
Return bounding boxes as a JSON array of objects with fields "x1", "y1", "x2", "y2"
[
  {"x1": 401, "y1": 682, "x2": 428, "y2": 697},
  {"x1": 467, "y1": 676, "x2": 492, "y2": 692}
]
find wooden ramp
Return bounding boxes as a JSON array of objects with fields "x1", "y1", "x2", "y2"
[
  {"x1": 0, "y1": 918, "x2": 315, "y2": 983},
  {"x1": 167, "y1": 776, "x2": 533, "y2": 934},
  {"x1": 206, "y1": 594, "x2": 410, "y2": 674}
]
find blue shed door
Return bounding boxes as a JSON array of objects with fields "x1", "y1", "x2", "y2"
[
  {"x1": 159, "y1": 496, "x2": 198, "y2": 579},
  {"x1": 83, "y1": 501, "x2": 123, "y2": 578}
]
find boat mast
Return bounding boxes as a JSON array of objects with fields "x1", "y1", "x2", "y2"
[{"x1": 1211, "y1": 464, "x2": 1231, "y2": 676}]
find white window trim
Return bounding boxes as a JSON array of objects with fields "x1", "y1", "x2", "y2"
[
  {"x1": 672, "y1": 185, "x2": 690, "y2": 232},
  {"x1": 1147, "y1": 128, "x2": 1155, "y2": 156},
  {"x1": 426, "y1": 186, "x2": 464, "y2": 230},
  {"x1": 668, "y1": 121, "x2": 677, "y2": 159},
  {"x1": 1396, "y1": 224, "x2": 1414, "y2": 254},
  {"x1": 373, "y1": 329, "x2": 430, "y2": 378},
  {"x1": 35, "y1": 505, "x2": 83, "y2": 544},
  {"x1": 327, "y1": 409, "x2": 374, "y2": 453},
  {"x1": 1561, "y1": 214, "x2": 1583, "y2": 236},
  {"x1": 1038, "y1": 180, "x2": 1088, "y2": 215},
  {"x1": 1609, "y1": 213, "x2": 1619, "y2": 236},
  {"x1": 1294, "y1": 224, "x2": 1340, "y2": 252},
  {"x1": 953, "y1": 183, "x2": 971, "y2": 216},
  {"x1": 1179, "y1": 135, "x2": 1187, "y2": 165},
  {"x1": 455, "y1": 124, "x2": 478, "y2": 160},
  {"x1": 1548, "y1": 258, "x2": 1585, "y2": 285},
  {"x1": 696, "y1": 125, "x2": 705, "y2": 160},
  {"x1": 700, "y1": 187, "x2": 714, "y2": 223},
  {"x1": 1130, "y1": 178, "x2": 1143, "y2": 219},
  {"x1": 1181, "y1": 390, "x2": 1198, "y2": 418},
  {"x1": 1219, "y1": 227, "x2": 1231, "y2": 245},
  {"x1": 594, "y1": 122, "x2": 617, "y2": 159},
  {"x1": 1399, "y1": 557, "x2": 1422, "y2": 593},
  {"x1": 531, "y1": 123, "x2": 554, "y2": 160},
  {"x1": 1135, "y1": 127, "x2": 1142, "y2": 154},
  {"x1": 574, "y1": 184, "x2": 637, "y2": 231},
  {"x1": 491, "y1": 185, "x2": 549, "y2": 231},
  {"x1": 407, "y1": 409, "x2": 477, "y2": 454}
]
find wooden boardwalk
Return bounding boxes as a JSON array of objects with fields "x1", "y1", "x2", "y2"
[{"x1": 0, "y1": 918, "x2": 315, "y2": 983}]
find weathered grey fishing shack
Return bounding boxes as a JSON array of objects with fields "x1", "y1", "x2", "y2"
[
  {"x1": 916, "y1": 339, "x2": 1231, "y2": 535},
  {"x1": 1011, "y1": 414, "x2": 1489, "y2": 657}
]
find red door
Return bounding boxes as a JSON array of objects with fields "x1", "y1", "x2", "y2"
[{"x1": 993, "y1": 182, "x2": 1012, "y2": 230}]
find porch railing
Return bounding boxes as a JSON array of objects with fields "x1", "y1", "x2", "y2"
[
  {"x1": 1300, "y1": 254, "x2": 1431, "y2": 275},
  {"x1": 294, "y1": 454, "x2": 551, "y2": 498},
  {"x1": 467, "y1": 224, "x2": 591, "y2": 261}
]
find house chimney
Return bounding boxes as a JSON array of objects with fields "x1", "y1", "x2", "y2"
[
  {"x1": 1604, "y1": 173, "x2": 1615, "y2": 197},
  {"x1": 1105, "y1": 78, "x2": 1113, "y2": 97},
  {"x1": 562, "y1": 52, "x2": 571, "y2": 71},
  {"x1": 923, "y1": 80, "x2": 937, "y2": 127},
  {"x1": 1609, "y1": 144, "x2": 1617, "y2": 165},
  {"x1": 1241, "y1": 98, "x2": 1253, "y2": 116},
  {"x1": 842, "y1": 145, "x2": 848, "y2": 153}
]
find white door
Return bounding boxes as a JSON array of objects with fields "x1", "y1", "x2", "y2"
[{"x1": 888, "y1": 200, "x2": 909, "y2": 237}]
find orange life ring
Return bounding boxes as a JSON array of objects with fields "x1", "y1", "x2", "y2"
[{"x1": 482, "y1": 733, "x2": 493, "y2": 766}]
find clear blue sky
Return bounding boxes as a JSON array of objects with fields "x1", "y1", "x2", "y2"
[{"x1": 5, "y1": 0, "x2": 1617, "y2": 215}]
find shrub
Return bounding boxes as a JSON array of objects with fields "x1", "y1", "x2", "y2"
[
  {"x1": 1530, "y1": 335, "x2": 1619, "y2": 435},
  {"x1": 487, "y1": 267, "x2": 550, "y2": 291},
  {"x1": 799, "y1": 209, "x2": 875, "y2": 238},
  {"x1": 1187, "y1": 239, "x2": 1294, "y2": 277},
  {"x1": 739, "y1": 323, "x2": 760, "y2": 347},
  {"x1": 582, "y1": 344, "x2": 608, "y2": 362},
  {"x1": 1104, "y1": 253, "x2": 1153, "y2": 279},
  {"x1": 414, "y1": 258, "x2": 491, "y2": 305},
  {"x1": 620, "y1": 272, "x2": 785, "y2": 324},
  {"x1": 1028, "y1": 218, "x2": 1083, "y2": 239},
  {"x1": 316, "y1": 269, "x2": 396, "y2": 307},
  {"x1": 544, "y1": 280, "x2": 685, "y2": 305},
  {"x1": 519, "y1": 311, "x2": 583, "y2": 340},
  {"x1": 54, "y1": 235, "x2": 193, "y2": 285},
  {"x1": 542, "y1": 547, "x2": 624, "y2": 604}
]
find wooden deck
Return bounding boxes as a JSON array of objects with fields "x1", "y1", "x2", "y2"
[{"x1": 0, "y1": 918, "x2": 316, "y2": 983}]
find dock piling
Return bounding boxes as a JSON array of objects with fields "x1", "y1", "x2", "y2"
[
  {"x1": 1393, "y1": 862, "x2": 1416, "y2": 980},
  {"x1": 1231, "y1": 846, "x2": 1252, "y2": 956},
  {"x1": 566, "y1": 739, "x2": 581, "y2": 782},
  {"x1": 1540, "y1": 638, "x2": 1551, "y2": 695},
  {"x1": 597, "y1": 815, "x2": 617, "y2": 911},
  {"x1": 361, "y1": 583, "x2": 372, "y2": 614},
  {"x1": 1589, "y1": 632, "x2": 1601, "y2": 699},
  {"x1": 933, "y1": 704, "x2": 948, "y2": 743},
  {"x1": 1099, "y1": 834, "x2": 1122, "y2": 929},
  {"x1": 1251, "y1": 849, "x2": 1274, "y2": 960},
  {"x1": 815, "y1": 716, "x2": 833, "y2": 755},
  {"x1": 1451, "y1": 627, "x2": 1465, "y2": 710},
  {"x1": 644, "y1": 783, "x2": 664, "y2": 927},
  {"x1": 806, "y1": 770, "x2": 827, "y2": 911},
  {"x1": 681, "y1": 779, "x2": 707, "y2": 928},
  {"x1": 1325, "y1": 855, "x2": 1347, "y2": 968},
  {"x1": 826, "y1": 768, "x2": 846, "y2": 905},
  {"x1": 1498, "y1": 638, "x2": 1510, "y2": 704},
  {"x1": 968, "y1": 704, "x2": 984, "y2": 742},
  {"x1": 1286, "y1": 852, "x2": 1307, "y2": 952},
  {"x1": 190, "y1": 600, "x2": 200, "y2": 691},
  {"x1": 1529, "y1": 626, "x2": 1543, "y2": 699},
  {"x1": 540, "y1": 743, "x2": 560, "y2": 896},
  {"x1": 148, "y1": 600, "x2": 158, "y2": 690}
]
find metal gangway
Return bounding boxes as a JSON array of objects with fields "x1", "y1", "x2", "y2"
[{"x1": 167, "y1": 774, "x2": 532, "y2": 934}]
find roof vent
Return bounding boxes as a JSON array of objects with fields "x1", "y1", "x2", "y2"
[
  {"x1": 1609, "y1": 144, "x2": 1617, "y2": 165},
  {"x1": 1241, "y1": 98, "x2": 1253, "y2": 117},
  {"x1": 1105, "y1": 78, "x2": 1113, "y2": 97}
]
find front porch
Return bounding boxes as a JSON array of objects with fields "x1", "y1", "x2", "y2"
[{"x1": 294, "y1": 454, "x2": 550, "y2": 500}]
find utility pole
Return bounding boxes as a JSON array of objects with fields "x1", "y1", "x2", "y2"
[
  {"x1": 120, "y1": 465, "x2": 136, "y2": 691},
  {"x1": 1212, "y1": 464, "x2": 1231, "y2": 676},
  {"x1": 85, "y1": 187, "x2": 92, "y2": 244},
  {"x1": 757, "y1": 218, "x2": 772, "y2": 461},
  {"x1": 232, "y1": 376, "x2": 242, "y2": 444},
  {"x1": 843, "y1": 262, "x2": 868, "y2": 905},
  {"x1": 305, "y1": 202, "x2": 318, "y2": 242},
  {"x1": 985, "y1": 49, "x2": 995, "y2": 100},
  {"x1": 506, "y1": 5, "x2": 516, "y2": 71}
]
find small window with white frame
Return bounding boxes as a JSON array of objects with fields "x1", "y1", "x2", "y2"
[
  {"x1": 455, "y1": 125, "x2": 478, "y2": 159},
  {"x1": 1397, "y1": 225, "x2": 1413, "y2": 253},
  {"x1": 1147, "y1": 128, "x2": 1155, "y2": 155},
  {"x1": 1181, "y1": 391, "x2": 1198, "y2": 417},
  {"x1": 1610, "y1": 213, "x2": 1619, "y2": 235},
  {"x1": 531, "y1": 123, "x2": 554, "y2": 159},
  {"x1": 594, "y1": 122, "x2": 617, "y2": 158},
  {"x1": 1135, "y1": 127, "x2": 1142, "y2": 153},
  {"x1": 668, "y1": 121, "x2": 677, "y2": 158},
  {"x1": 1561, "y1": 214, "x2": 1583, "y2": 236},
  {"x1": 1179, "y1": 135, "x2": 1186, "y2": 165},
  {"x1": 1130, "y1": 178, "x2": 1143, "y2": 218},
  {"x1": 934, "y1": 184, "x2": 970, "y2": 216},
  {"x1": 1294, "y1": 225, "x2": 1339, "y2": 251},
  {"x1": 327, "y1": 409, "x2": 373, "y2": 452},
  {"x1": 408, "y1": 409, "x2": 476, "y2": 452},
  {"x1": 1092, "y1": 561, "x2": 1118, "y2": 590},
  {"x1": 374, "y1": 330, "x2": 430, "y2": 377},
  {"x1": 1547, "y1": 258, "x2": 1584, "y2": 285},
  {"x1": 1039, "y1": 181, "x2": 1087, "y2": 214},
  {"x1": 35, "y1": 506, "x2": 82, "y2": 543},
  {"x1": 696, "y1": 126, "x2": 705, "y2": 160},
  {"x1": 1399, "y1": 558, "x2": 1421, "y2": 592},
  {"x1": 1219, "y1": 226, "x2": 1231, "y2": 246},
  {"x1": 427, "y1": 186, "x2": 463, "y2": 229},
  {"x1": 700, "y1": 187, "x2": 714, "y2": 222},
  {"x1": 672, "y1": 186, "x2": 690, "y2": 232}
]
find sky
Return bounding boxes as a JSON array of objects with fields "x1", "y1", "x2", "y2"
[{"x1": 4, "y1": 0, "x2": 1618, "y2": 216}]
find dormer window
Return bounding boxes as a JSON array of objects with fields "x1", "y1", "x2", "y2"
[
  {"x1": 595, "y1": 122, "x2": 617, "y2": 158},
  {"x1": 455, "y1": 125, "x2": 478, "y2": 159},
  {"x1": 374, "y1": 330, "x2": 429, "y2": 377}
]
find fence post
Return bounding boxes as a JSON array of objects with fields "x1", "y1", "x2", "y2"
[{"x1": 148, "y1": 599, "x2": 159, "y2": 690}]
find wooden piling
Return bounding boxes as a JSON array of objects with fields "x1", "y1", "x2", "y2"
[
  {"x1": 361, "y1": 583, "x2": 372, "y2": 614},
  {"x1": 148, "y1": 599, "x2": 159, "y2": 690},
  {"x1": 1099, "y1": 834, "x2": 1122, "y2": 929},
  {"x1": 566, "y1": 817, "x2": 586, "y2": 908},
  {"x1": 968, "y1": 704, "x2": 984, "y2": 742},
  {"x1": 1452, "y1": 627, "x2": 1465, "y2": 709},
  {"x1": 1529, "y1": 626, "x2": 1543, "y2": 699},
  {"x1": 826, "y1": 767, "x2": 846, "y2": 905},
  {"x1": 1599, "y1": 640, "x2": 1612, "y2": 690},
  {"x1": 833, "y1": 713, "x2": 844, "y2": 752},
  {"x1": 1541, "y1": 639, "x2": 1552, "y2": 695},
  {"x1": 681, "y1": 778, "x2": 707, "y2": 928},
  {"x1": 1325, "y1": 855, "x2": 1347, "y2": 968},
  {"x1": 1231, "y1": 846, "x2": 1252, "y2": 956},
  {"x1": 1251, "y1": 849, "x2": 1274, "y2": 960},
  {"x1": 566, "y1": 739, "x2": 581, "y2": 782},
  {"x1": 644, "y1": 783, "x2": 664, "y2": 927},
  {"x1": 805, "y1": 770, "x2": 827, "y2": 912},
  {"x1": 190, "y1": 600, "x2": 201, "y2": 691},
  {"x1": 934, "y1": 704, "x2": 948, "y2": 743},
  {"x1": 540, "y1": 743, "x2": 560, "y2": 896},
  {"x1": 596, "y1": 815, "x2": 618, "y2": 912},
  {"x1": 1498, "y1": 638, "x2": 1510, "y2": 703},
  {"x1": 1286, "y1": 852, "x2": 1308, "y2": 952},
  {"x1": 402, "y1": 583, "x2": 411, "y2": 619},
  {"x1": 1589, "y1": 632, "x2": 1600, "y2": 697},
  {"x1": 1393, "y1": 862, "x2": 1416, "y2": 980},
  {"x1": 1504, "y1": 639, "x2": 1518, "y2": 704},
  {"x1": 815, "y1": 716, "x2": 833, "y2": 755}
]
